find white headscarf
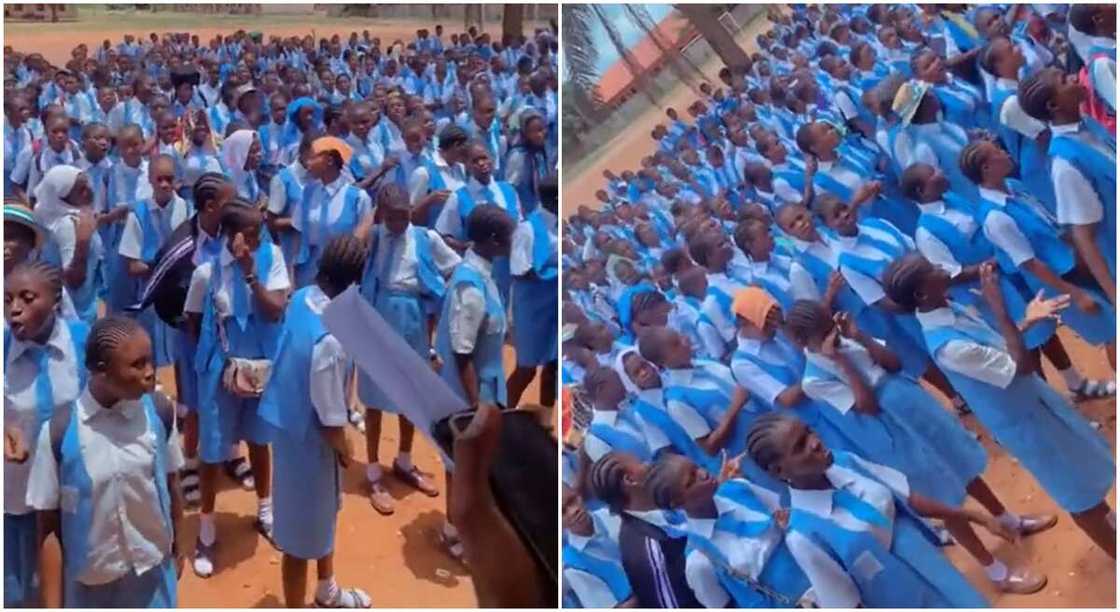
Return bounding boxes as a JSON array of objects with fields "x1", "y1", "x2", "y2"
[
  {"x1": 221, "y1": 129, "x2": 257, "y2": 187},
  {"x1": 32, "y1": 165, "x2": 82, "y2": 229},
  {"x1": 613, "y1": 348, "x2": 644, "y2": 396}
]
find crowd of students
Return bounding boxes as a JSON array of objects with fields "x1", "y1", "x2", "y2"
[
  {"x1": 4, "y1": 21, "x2": 558, "y2": 608},
  {"x1": 561, "y1": 3, "x2": 1115, "y2": 608}
]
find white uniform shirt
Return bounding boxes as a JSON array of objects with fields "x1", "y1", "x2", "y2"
[
  {"x1": 4, "y1": 319, "x2": 82, "y2": 515},
  {"x1": 447, "y1": 250, "x2": 502, "y2": 354},
  {"x1": 436, "y1": 176, "x2": 522, "y2": 240},
  {"x1": 1049, "y1": 121, "x2": 1110, "y2": 227},
  {"x1": 14, "y1": 142, "x2": 80, "y2": 197},
  {"x1": 916, "y1": 306, "x2": 1017, "y2": 389},
  {"x1": 183, "y1": 243, "x2": 290, "y2": 318},
  {"x1": 305, "y1": 285, "x2": 351, "y2": 427},
  {"x1": 731, "y1": 334, "x2": 799, "y2": 407},
  {"x1": 802, "y1": 337, "x2": 888, "y2": 414},
  {"x1": 26, "y1": 389, "x2": 184, "y2": 586},
  {"x1": 266, "y1": 162, "x2": 311, "y2": 216},
  {"x1": 786, "y1": 236, "x2": 840, "y2": 301},
  {"x1": 291, "y1": 175, "x2": 373, "y2": 248},
  {"x1": 977, "y1": 187, "x2": 1039, "y2": 266},
  {"x1": 510, "y1": 208, "x2": 557, "y2": 276},
  {"x1": 831, "y1": 224, "x2": 915, "y2": 306},
  {"x1": 370, "y1": 225, "x2": 460, "y2": 292},
  {"x1": 118, "y1": 194, "x2": 191, "y2": 261},
  {"x1": 408, "y1": 149, "x2": 466, "y2": 207}
]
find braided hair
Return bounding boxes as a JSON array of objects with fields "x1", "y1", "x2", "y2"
[
  {"x1": 784, "y1": 299, "x2": 831, "y2": 346},
  {"x1": 582, "y1": 365, "x2": 618, "y2": 400},
  {"x1": 192, "y1": 172, "x2": 229, "y2": 208},
  {"x1": 466, "y1": 203, "x2": 515, "y2": 247},
  {"x1": 8, "y1": 260, "x2": 64, "y2": 307},
  {"x1": 958, "y1": 140, "x2": 988, "y2": 184},
  {"x1": 316, "y1": 235, "x2": 367, "y2": 296},
  {"x1": 376, "y1": 182, "x2": 410, "y2": 211},
  {"x1": 629, "y1": 290, "x2": 668, "y2": 327},
  {"x1": 587, "y1": 452, "x2": 631, "y2": 514},
  {"x1": 881, "y1": 252, "x2": 930, "y2": 312},
  {"x1": 645, "y1": 454, "x2": 691, "y2": 510},
  {"x1": 1017, "y1": 68, "x2": 1061, "y2": 122},
  {"x1": 636, "y1": 326, "x2": 674, "y2": 367},
  {"x1": 734, "y1": 218, "x2": 768, "y2": 253},
  {"x1": 746, "y1": 411, "x2": 797, "y2": 474},
  {"x1": 86, "y1": 315, "x2": 145, "y2": 372},
  {"x1": 218, "y1": 197, "x2": 262, "y2": 237},
  {"x1": 686, "y1": 229, "x2": 719, "y2": 268}
]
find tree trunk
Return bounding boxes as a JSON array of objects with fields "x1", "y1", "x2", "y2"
[
  {"x1": 502, "y1": 4, "x2": 524, "y2": 40},
  {"x1": 674, "y1": 4, "x2": 750, "y2": 70},
  {"x1": 50, "y1": 5, "x2": 59, "y2": 22}
]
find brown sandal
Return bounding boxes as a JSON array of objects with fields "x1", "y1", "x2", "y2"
[
  {"x1": 368, "y1": 480, "x2": 395, "y2": 515},
  {"x1": 393, "y1": 461, "x2": 439, "y2": 497}
]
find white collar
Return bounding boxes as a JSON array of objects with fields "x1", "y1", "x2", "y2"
[
  {"x1": 914, "y1": 305, "x2": 956, "y2": 328},
  {"x1": 591, "y1": 408, "x2": 619, "y2": 427},
  {"x1": 78, "y1": 388, "x2": 144, "y2": 424},
  {"x1": 1050, "y1": 120, "x2": 1080, "y2": 135},
  {"x1": 789, "y1": 486, "x2": 833, "y2": 517},
  {"x1": 6, "y1": 317, "x2": 68, "y2": 367},
  {"x1": 567, "y1": 531, "x2": 593, "y2": 551},
  {"x1": 736, "y1": 334, "x2": 763, "y2": 355},
  {"x1": 463, "y1": 249, "x2": 493, "y2": 276},
  {"x1": 977, "y1": 186, "x2": 1008, "y2": 205},
  {"x1": 688, "y1": 516, "x2": 717, "y2": 539},
  {"x1": 305, "y1": 284, "x2": 331, "y2": 314},
  {"x1": 323, "y1": 174, "x2": 348, "y2": 195},
  {"x1": 917, "y1": 199, "x2": 947, "y2": 214},
  {"x1": 995, "y1": 76, "x2": 1018, "y2": 90}
]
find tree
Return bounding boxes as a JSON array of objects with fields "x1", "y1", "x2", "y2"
[
  {"x1": 502, "y1": 4, "x2": 524, "y2": 41},
  {"x1": 674, "y1": 4, "x2": 751, "y2": 70}
]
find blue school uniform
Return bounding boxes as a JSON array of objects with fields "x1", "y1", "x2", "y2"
[
  {"x1": 193, "y1": 245, "x2": 283, "y2": 463},
  {"x1": 53, "y1": 395, "x2": 178, "y2": 608},
  {"x1": 683, "y1": 479, "x2": 813, "y2": 608},
  {"x1": 103, "y1": 160, "x2": 150, "y2": 309},
  {"x1": 267, "y1": 161, "x2": 308, "y2": 268},
  {"x1": 3, "y1": 318, "x2": 88, "y2": 608},
  {"x1": 259, "y1": 286, "x2": 342, "y2": 560},
  {"x1": 989, "y1": 83, "x2": 1056, "y2": 213},
  {"x1": 563, "y1": 519, "x2": 632, "y2": 609},
  {"x1": 356, "y1": 225, "x2": 448, "y2": 412},
  {"x1": 811, "y1": 155, "x2": 917, "y2": 235},
  {"x1": 976, "y1": 185, "x2": 1116, "y2": 345},
  {"x1": 919, "y1": 304, "x2": 1115, "y2": 512},
  {"x1": 931, "y1": 77, "x2": 988, "y2": 130},
  {"x1": 4, "y1": 119, "x2": 32, "y2": 195},
  {"x1": 448, "y1": 179, "x2": 521, "y2": 306},
  {"x1": 512, "y1": 209, "x2": 558, "y2": 367},
  {"x1": 435, "y1": 254, "x2": 508, "y2": 407},
  {"x1": 910, "y1": 121, "x2": 977, "y2": 201},
  {"x1": 802, "y1": 337, "x2": 987, "y2": 507},
  {"x1": 786, "y1": 452, "x2": 988, "y2": 608},
  {"x1": 179, "y1": 145, "x2": 224, "y2": 200},
  {"x1": 583, "y1": 405, "x2": 653, "y2": 463},
  {"x1": 1048, "y1": 117, "x2": 1116, "y2": 278},
  {"x1": 915, "y1": 195, "x2": 1055, "y2": 349},
  {"x1": 293, "y1": 177, "x2": 369, "y2": 288},
  {"x1": 47, "y1": 214, "x2": 105, "y2": 325}
]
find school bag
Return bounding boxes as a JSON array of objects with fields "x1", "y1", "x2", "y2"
[
  {"x1": 1079, "y1": 51, "x2": 1117, "y2": 135},
  {"x1": 50, "y1": 390, "x2": 176, "y2": 464}
]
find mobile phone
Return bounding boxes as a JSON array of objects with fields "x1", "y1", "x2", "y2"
[{"x1": 432, "y1": 408, "x2": 558, "y2": 593}]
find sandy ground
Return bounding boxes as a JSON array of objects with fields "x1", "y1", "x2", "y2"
[
  {"x1": 561, "y1": 9, "x2": 1117, "y2": 609},
  {"x1": 8, "y1": 12, "x2": 548, "y2": 608}
]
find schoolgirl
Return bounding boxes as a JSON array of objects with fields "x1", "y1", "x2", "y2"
[
  {"x1": 74, "y1": 122, "x2": 113, "y2": 225},
  {"x1": 267, "y1": 134, "x2": 315, "y2": 280},
  {"x1": 344, "y1": 102, "x2": 388, "y2": 184},
  {"x1": 959, "y1": 140, "x2": 1117, "y2": 368},
  {"x1": 883, "y1": 253, "x2": 1117, "y2": 558},
  {"x1": 103, "y1": 124, "x2": 151, "y2": 311},
  {"x1": 182, "y1": 202, "x2": 289, "y2": 577},
  {"x1": 408, "y1": 124, "x2": 468, "y2": 227},
  {"x1": 579, "y1": 366, "x2": 653, "y2": 464},
  {"x1": 258, "y1": 236, "x2": 372, "y2": 608},
  {"x1": 27, "y1": 316, "x2": 183, "y2": 608},
  {"x1": 504, "y1": 109, "x2": 552, "y2": 215},
  {"x1": 355, "y1": 185, "x2": 459, "y2": 515},
  {"x1": 746, "y1": 413, "x2": 1009, "y2": 607},
  {"x1": 687, "y1": 229, "x2": 747, "y2": 361},
  {"x1": 894, "y1": 81, "x2": 978, "y2": 201},
  {"x1": 732, "y1": 218, "x2": 795, "y2": 311},
  {"x1": 291, "y1": 137, "x2": 372, "y2": 288},
  {"x1": 32, "y1": 166, "x2": 103, "y2": 325},
  {"x1": 13, "y1": 115, "x2": 81, "y2": 202},
  {"x1": 562, "y1": 483, "x2": 633, "y2": 608},
  {"x1": 177, "y1": 110, "x2": 225, "y2": 202},
  {"x1": 258, "y1": 92, "x2": 290, "y2": 176},
  {"x1": 4, "y1": 261, "x2": 88, "y2": 607},
  {"x1": 666, "y1": 265, "x2": 711, "y2": 361},
  {"x1": 279, "y1": 97, "x2": 324, "y2": 165},
  {"x1": 222, "y1": 129, "x2": 265, "y2": 209},
  {"x1": 911, "y1": 49, "x2": 990, "y2": 130}
]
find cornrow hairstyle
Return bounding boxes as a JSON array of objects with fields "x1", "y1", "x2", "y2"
[
  {"x1": 587, "y1": 452, "x2": 630, "y2": 514},
  {"x1": 316, "y1": 235, "x2": 367, "y2": 294},
  {"x1": 9, "y1": 260, "x2": 64, "y2": 307},
  {"x1": 660, "y1": 247, "x2": 691, "y2": 275},
  {"x1": 746, "y1": 411, "x2": 797, "y2": 473},
  {"x1": 958, "y1": 141, "x2": 987, "y2": 184},
  {"x1": 1017, "y1": 68, "x2": 1059, "y2": 122},
  {"x1": 899, "y1": 163, "x2": 933, "y2": 201},
  {"x1": 466, "y1": 203, "x2": 515, "y2": 246},
  {"x1": 582, "y1": 365, "x2": 618, "y2": 399},
  {"x1": 645, "y1": 454, "x2": 690, "y2": 510},
  {"x1": 629, "y1": 290, "x2": 667, "y2": 325},
  {"x1": 85, "y1": 315, "x2": 145, "y2": 372},
  {"x1": 218, "y1": 197, "x2": 262, "y2": 237},
  {"x1": 192, "y1": 172, "x2": 229, "y2": 208},
  {"x1": 784, "y1": 299, "x2": 831, "y2": 346},
  {"x1": 636, "y1": 326, "x2": 674, "y2": 367},
  {"x1": 880, "y1": 253, "x2": 928, "y2": 312},
  {"x1": 377, "y1": 182, "x2": 410, "y2": 211}
]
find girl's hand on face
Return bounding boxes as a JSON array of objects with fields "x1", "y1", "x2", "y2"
[
  {"x1": 75, "y1": 207, "x2": 97, "y2": 243},
  {"x1": 819, "y1": 324, "x2": 842, "y2": 358},
  {"x1": 231, "y1": 232, "x2": 253, "y2": 271},
  {"x1": 1023, "y1": 290, "x2": 1069, "y2": 326}
]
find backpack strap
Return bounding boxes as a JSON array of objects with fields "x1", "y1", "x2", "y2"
[{"x1": 150, "y1": 390, "x2": 176, "y2": 440}]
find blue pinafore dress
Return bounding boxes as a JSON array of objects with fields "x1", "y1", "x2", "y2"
[
  {"x1": 513, "y1": 209, "x2": 559, "y2": 367},
  {"x1": 452, "y1": 180, "x2": 520, "y2": 307},
  {"x1": 435, "y1": 259, "x2": 508, "y2": 407},
  {"x1": 1049, "y1": 118, "x2": 1116, "y2": 278},
  {"x1": 294, "y1": 182, "x2": 364, "y2": 289}
]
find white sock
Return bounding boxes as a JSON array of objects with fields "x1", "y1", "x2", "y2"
[
  {"x1": 442, "y1": 521, "x2": 458, "y2": 540},
  {"x1": 367, "y1": 463, "x2": 383, "y2": 483},
  {"x1": 983, "y1": 559, "x2": 1009, "y2": 582},
  {"x1": 199, "y1": 512, "x2": 216, "y2": 546},
  {"x1": 995, "y1": 512, "x2": 1021, "y2": 531},
  {"x1": 1058, "y1": 367, "x2": 1085, "y2": 390},
  {"x1": 257, "y1": 497, "x2": 273, "y2": 524},
  {"x1": 396, "y1": 452, "x2": 413, "y2": 471},
  {"x1": 316, "y1": 576, "x2": 339, "y2": 603}
]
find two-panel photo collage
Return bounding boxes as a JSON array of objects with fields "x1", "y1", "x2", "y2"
[{"x1": 1, "y1": 1, "x2": 1116, "y2": 609}]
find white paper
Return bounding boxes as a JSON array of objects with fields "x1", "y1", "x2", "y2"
[{"x1": 322, "y1": 285, "x2": 465, "y2": 467}]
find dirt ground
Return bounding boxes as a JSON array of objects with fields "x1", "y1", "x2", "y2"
[
  {"x1": 562, "y1": 9, "x2": 1117, "y2": 609},
  {"x1": 8, "y1": 12, "x2": 546, "y2": 608}
]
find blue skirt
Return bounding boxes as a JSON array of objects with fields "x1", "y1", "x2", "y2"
[
  {"x1": 4, "y1": 513, "x2": 38, "y2": 608},
  {"x1": 357, "y1": 292, "x2": 428, "y2": 413},
  {"x1": 175, "y1": 332, "x2": 198, "y2": 411},
  {"x1": 1023, "y1": 272, "x2": 1115, "y2": 346},
  {"x1": 886, "y1": 515, "x2": 989, "y2": 608},
  {"x1": 65, "y1": 556, "x2": 177, "y2": 608},
  {"x1": 512, "y1": 275, "x2": 558, "y2": 367},
  {"x1": 273, "y1": 427, "x2": 341, "y2": 560}
]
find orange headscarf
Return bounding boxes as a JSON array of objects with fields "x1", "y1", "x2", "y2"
[
  {"x1": 312, "y1": 136, "x2": 353, "y2": 165},
  {"x1": 732, "y1": 286, "x2": 778, "y2": 330}
]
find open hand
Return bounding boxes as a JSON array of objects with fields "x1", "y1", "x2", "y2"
[{"x1": 1023, "y1": 290, "x2": 1069, "y2": 327}]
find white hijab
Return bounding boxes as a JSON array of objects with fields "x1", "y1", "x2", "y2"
[
  {"x1": 613, "y1": 348, "x2": 644, "y2": 396},
  {"x1": 33, "y1": 165, "x2": 82, "y2": 228},
  {"x1": 221, "y1": 129, "x2": 257, "y2": 188}
]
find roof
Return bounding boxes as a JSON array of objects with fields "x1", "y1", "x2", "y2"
[{"x1": 596, "y1": 11, "x2": 696, "y2": 104}]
